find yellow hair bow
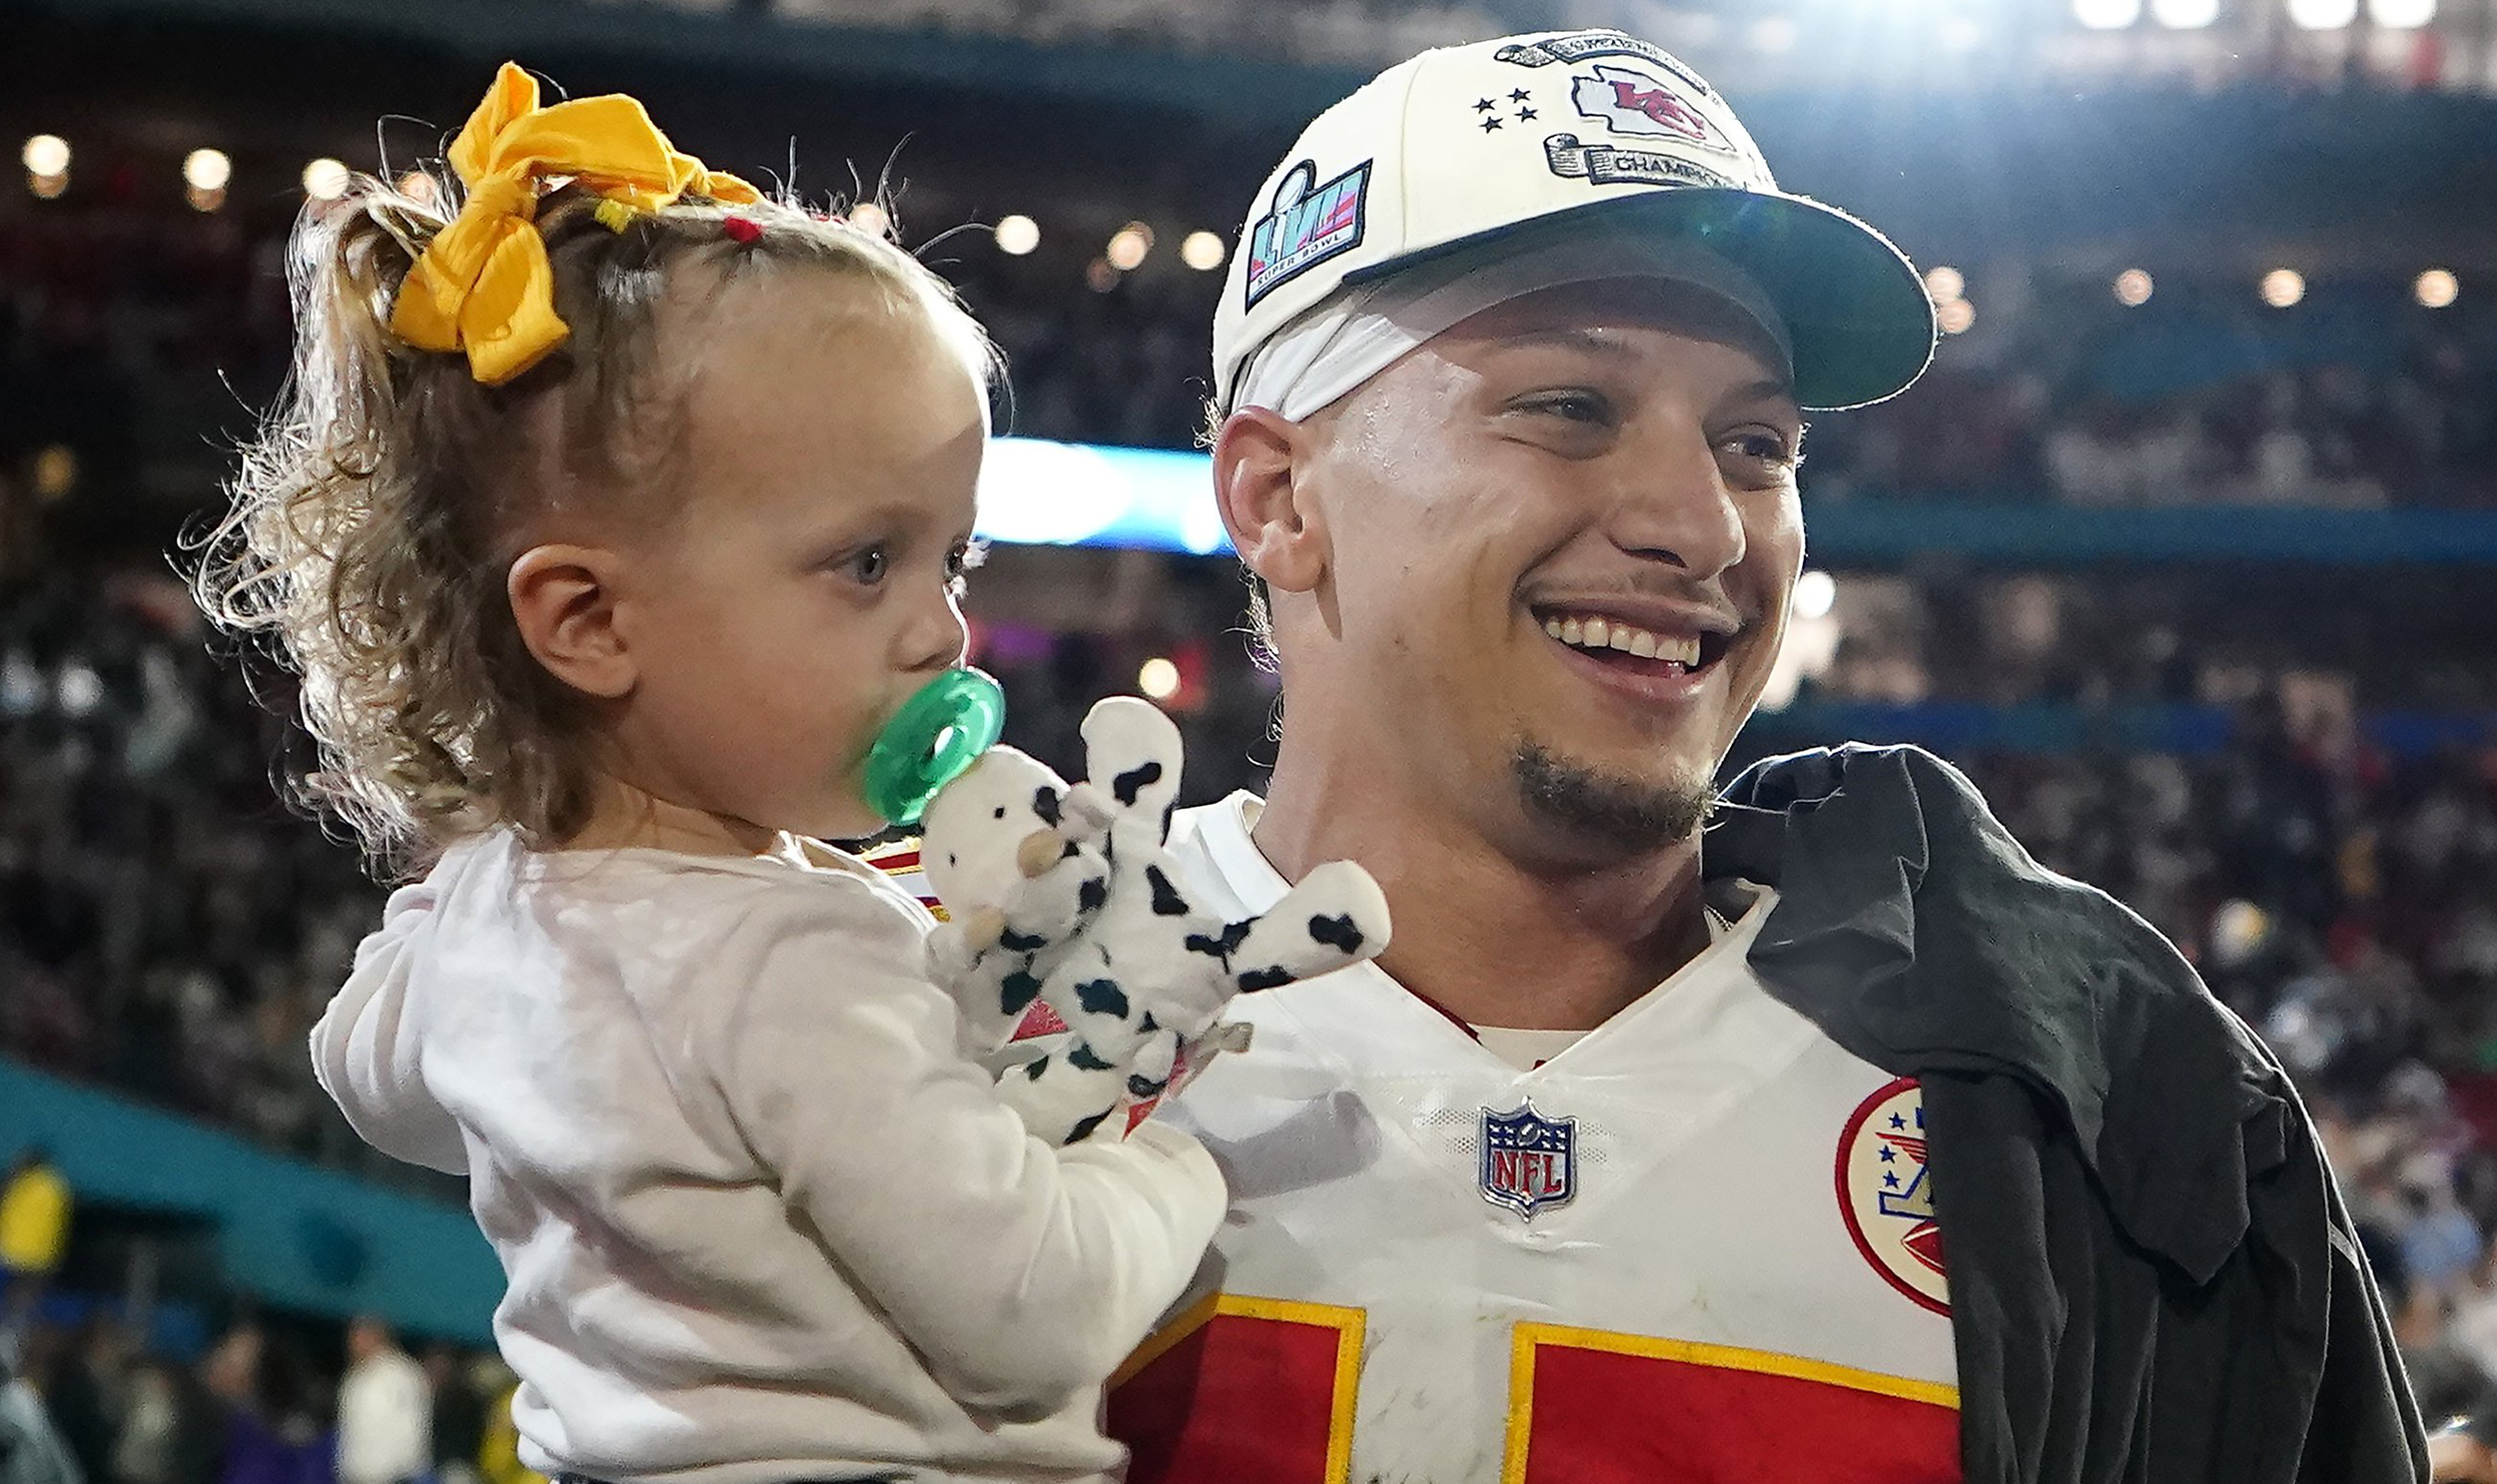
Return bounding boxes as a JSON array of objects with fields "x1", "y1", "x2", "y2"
[{"x1": 390, "y1": 62, "x2": 762, "y2": 385}]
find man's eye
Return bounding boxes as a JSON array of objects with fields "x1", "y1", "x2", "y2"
[
  {"x1": 1527, "y1": 391, "x2": 1611, "y2": 423},
  {"x1": 1723, "y1": 431, "x2": 1801, "y2": 465}
]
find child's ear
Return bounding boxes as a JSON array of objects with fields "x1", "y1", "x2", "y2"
[
  {"x1": 1213, "y1": 406, "x2": 1329, "y2": 596},
  {"x1": 506, "y1": 544, "x2": 636, "y2": 699}
]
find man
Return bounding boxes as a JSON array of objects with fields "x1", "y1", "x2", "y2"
[
  {"x1": 0, "y1": 1149, "x2": 69, "y2": 1329},
  {"x1": 336, "y1": 1317, "x2": 430, "y2": 1484},
  {"x1": 1097, "y1": 28, "x2": 2424, "y2": 1484},
  {"x1": 0, "y1": 1338, "x2": 81, "y2": 1484}
]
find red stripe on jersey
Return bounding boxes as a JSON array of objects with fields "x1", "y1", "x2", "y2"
[
  {"x1": 1111, "y1": 1295, "x2": 1363, "y2": 1484},
  {"x1": 1507, "y1": 1325, "x2": 1960, "y2": 1483}
]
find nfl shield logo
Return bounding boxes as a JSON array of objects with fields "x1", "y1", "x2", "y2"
[{"x1": 1479, "y1": 1101, "x2": 1577, "y2": 1219}]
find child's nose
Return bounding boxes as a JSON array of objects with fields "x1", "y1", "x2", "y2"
[{"x1": 902, "y1": 590, "x2": 969, "y2": 674}]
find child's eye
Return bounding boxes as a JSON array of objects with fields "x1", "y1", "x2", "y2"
[{"x1": 850, "y1": 545, "x2": 890, "y2": 585}]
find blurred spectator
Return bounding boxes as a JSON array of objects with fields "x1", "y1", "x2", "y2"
[
  {"x1": 109, "y1": 1355, "x2": 223, "y2": 1484},
  {"x1": 0, "y1": 1337, "x2": 82, "y2": 1484},
  {"x1": 417, "y1": 1349, "x2": 480, "y2": 1484},
  {"x1": 202, "y1": 1324, "x2": 330, "y2": 1484},
  {"x1": 332, "y1": 1322, "x2": 422, "y2": 1484},
  {"x1": 0, "y1": 1150, "x2": 70, "y2": 1320},
  {"x1": 466, "y1": 1363, "x2": 536, "y2": 1484},
  {"x1": 38, "y1": 1319, "x2": 127, "y2": 1484}
]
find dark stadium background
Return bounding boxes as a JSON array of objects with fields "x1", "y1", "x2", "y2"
[{"x1": 4, "y1": 0, "x2": 2497, "y2": 1474}]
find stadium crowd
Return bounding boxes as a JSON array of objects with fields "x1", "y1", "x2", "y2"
[
  {"x1": 4, "y1": 188, "x2": 2496, "y2": 572},
  {"x1": 5, "y1": 80, "x2": 2497, "y2": 1468},
  {"x1": 3, "y1": 1300, "x2": 536, "y2": 1484}
]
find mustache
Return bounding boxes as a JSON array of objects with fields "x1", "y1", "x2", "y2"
[{"x1": 1517, "y1": 572, "x2": 1751, "y2": 631}]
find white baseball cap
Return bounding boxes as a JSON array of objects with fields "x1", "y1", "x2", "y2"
[{"x1": 1212, "y1": 29, "x2": 1937, "y2": 414}]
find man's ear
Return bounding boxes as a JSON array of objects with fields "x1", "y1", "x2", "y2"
[
  {"x1": 506, "y1": 544, "x2": 636, "y2": 700},
  {"x1": 1213, "y1": 406, "x2": 1329, "y2": 595}
]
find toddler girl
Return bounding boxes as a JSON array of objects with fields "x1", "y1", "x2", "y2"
[{"x1": 192, "y1": 65, "x2": 1224, "y2": 1484}]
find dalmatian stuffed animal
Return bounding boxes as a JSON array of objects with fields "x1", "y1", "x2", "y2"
[
  {"x1": 977, "y1": 697, "x2": 1391, "y2": 1144},
  {"x1": 917, "y1": 746, "x2": 1118, "y2": 1056}
]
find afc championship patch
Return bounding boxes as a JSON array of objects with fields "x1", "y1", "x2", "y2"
[
  {"x1": 1835, "y1": 1078, "x2": 1950, "y2": 1315},
  {"x1": 1479, "y1": 1100, "x2": 1576, "y2": 1219}
]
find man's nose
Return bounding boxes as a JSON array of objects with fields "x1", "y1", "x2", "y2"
[{"x1": 1602, "y1": 421, "x2": 1748, "y2": 581}]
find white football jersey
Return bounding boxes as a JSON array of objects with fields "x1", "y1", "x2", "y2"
[{"x1": 1105, "y1": 792, "x2": 1962, "y2": 1484}]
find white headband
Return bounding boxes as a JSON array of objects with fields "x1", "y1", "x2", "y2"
[{"x1": 1230, "y1": 225, "x2": 1795, "y2": 422}]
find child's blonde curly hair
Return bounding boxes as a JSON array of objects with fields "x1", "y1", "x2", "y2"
[{"x1": 190, "y1": 164, "x2": 993, "y2": 879}]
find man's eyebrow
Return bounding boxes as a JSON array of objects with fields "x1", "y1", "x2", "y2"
[
  {"x1": 1494, "y1": 327, "x2": 1636, "y2": 357},
  {"x1": 1725, "y1": 376, "x2": 1802, "y2": 409},
  {"x1": 1491, "y1": 333, "x2": 1800, "y2": 404}
]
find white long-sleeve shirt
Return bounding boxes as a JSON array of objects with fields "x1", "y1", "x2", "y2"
[
  {"x1": 336, "y1": 1348, "x2": 430, "y2": 1484},
  {"x1": 311, "y1": 828, "x2": 1226, "y2": 1484}
]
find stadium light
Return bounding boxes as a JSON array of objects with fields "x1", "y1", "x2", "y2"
[
  {"x1": 21, "y1": 135, "x2": 68, "y2": 177},
  {"x1": 32, "y1": 445, "x2": 77, "y2": 502},
  {"x1": 2260, "y1": 269, "x2": 2305, "y2": 307},
  {"x1": 994, "y1": 214, "x2": 1039, "y2": 256},
  {"x1": 846, "y1": 201, "x2": 891, "y2": 239},
  {"x1": 1748, "y1": 15, "x2": 1799, "y2": 52},
  {"x1": 2286, "y1": 0, "x2": 2357, "y2": 28},
  {"x1": 1086, "y1": 257, "x2": 1121, "y2": 294},
  {"x1": 2074, "y1": 0, "x2": 2141, "y2": 29},
  {"x1": 302, "y1": 158, "x2": 351, "y2": 202},
  {"x1": 2416, "y1": 270, "x2": 2459, "y2": 308},
  {"x1": 2151, "y1": 0, "x2": 2220, "y2": 26},
  {"x1": 183, "y1": 148, "x2": 232, "y2": 193},
  {"x1": 1793, "y1": 569, "x2": 1837, "y2": 620},
  {"x1": 1138, "y1": 657, "x2": 1181, "y2": 700},
  {"x1": 29, "y1": 174, "x2": 66, "y2": 200},
  {"x1": 1938, "y1": 299, "x2": 1976, "y2": 335},
  {"x1": 1923, "y1": 265, "x2": 1965, "y2": 306},
  {"x1": 1106, "y1": 222, "x2": 1154, "y2": 271},
  {"x1": 1180, "y1": 231, "x2": 1227, "y2": 272},
  {"x1": 2114, "y1": 269, "x2": 2154, "y2": 306},
  {"x1": 2369, "y1": 0, "x2": 2434, "y2": 25}
]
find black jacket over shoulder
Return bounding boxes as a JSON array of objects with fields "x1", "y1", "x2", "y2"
[{"x1": 1708, "y1": 743, "x2": 2427, "y2": 1484}]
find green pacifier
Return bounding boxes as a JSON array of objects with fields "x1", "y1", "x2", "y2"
[{"x1": 864, "y1": 666, "x2": 1007, "y2": 827}]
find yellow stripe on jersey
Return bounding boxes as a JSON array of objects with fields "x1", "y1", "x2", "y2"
[
  {"x1": 1500, "y1": 1322, "x2": 1961, "y2": 1484},
  {"x1": 1111, "y1": 1291, "x2": 1366, "y2": 1484},
  {"x1": 860, "y1": 838, "x2": 946, "y2": 921}
]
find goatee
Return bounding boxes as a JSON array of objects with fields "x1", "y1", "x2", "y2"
[{"x1": 1513, "y1": 741, "x2": 1715, "y2": 852}]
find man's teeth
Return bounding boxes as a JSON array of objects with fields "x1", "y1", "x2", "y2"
[{"x1": 1541, "y1": 614, "x2": 1702, "y2": 667}]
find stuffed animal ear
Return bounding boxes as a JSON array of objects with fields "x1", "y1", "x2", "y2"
[{"x1": 1080, "y1": 696, "x2": 1185, "y2": 825}]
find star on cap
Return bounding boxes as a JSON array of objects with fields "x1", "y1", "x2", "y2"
[
  {"x1": 1509, "y1": 88, "x2": 1530, "y2": 102},
  {"x1": 1515, "y1": 106, "x2": 1537, "y2": 121},
  {"x1": 1473, "y1": 97, "x2": 1495, "y2": 112},
  {"x1": 1480, "y1": 116, "x2": 1502, "y2": 132}
]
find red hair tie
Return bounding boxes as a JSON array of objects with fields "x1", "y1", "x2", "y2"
[{"x1": 722, "y1": 216, "x2": 762, "y2": 244}]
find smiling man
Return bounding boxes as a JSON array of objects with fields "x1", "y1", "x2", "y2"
[{"x1": 1100, "y1": 29, "x2": 2426, "y2": 1484}]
